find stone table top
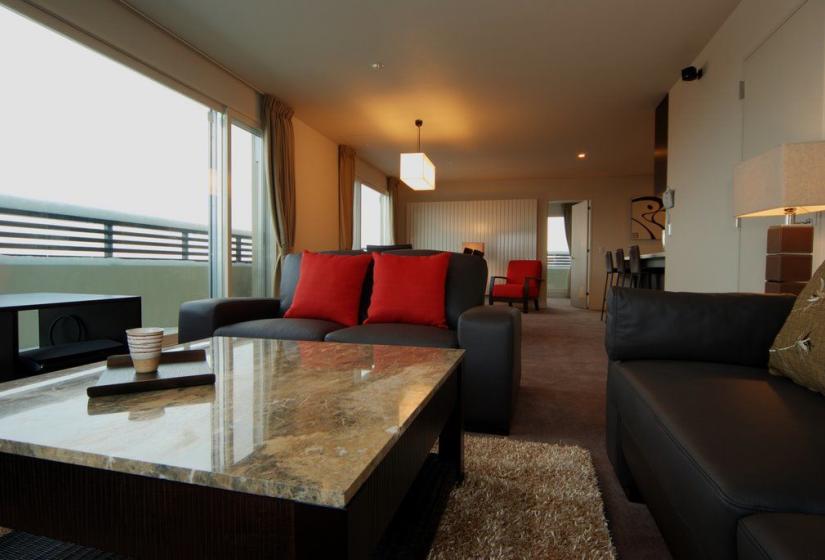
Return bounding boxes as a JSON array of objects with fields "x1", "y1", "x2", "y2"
[{"x1": 0, "y1": 337, "x2": 464, "y2": 508}]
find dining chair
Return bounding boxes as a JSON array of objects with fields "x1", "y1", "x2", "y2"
[
  {"x1": 601, "y1": 250, "x2": 618, "y2": 321},
  {"x1": 629, "y1": 245, "x2": 651, "y2": 288},
  {"x1": 614, "y1": 248, "x2": 628, "y2": 287}
]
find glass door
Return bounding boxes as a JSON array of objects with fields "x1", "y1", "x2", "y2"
[{"x1": 229, "y1": 121, "x2": 267, "y2": 297}]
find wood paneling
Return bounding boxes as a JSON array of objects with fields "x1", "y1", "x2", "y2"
[{"x1": 406, "y1": 199, "x2": 537, "y2": 279}]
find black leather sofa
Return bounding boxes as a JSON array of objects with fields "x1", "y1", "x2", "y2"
[
  {"x1": 605, "y1": 287, "x2": 825, "y2": 560},
  {"x1": 179, "y1": 249, "x2": 521, "y2": 434}
]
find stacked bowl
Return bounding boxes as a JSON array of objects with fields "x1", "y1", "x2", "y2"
[{"x1": 125, "y1": 327, "x2": 164, "y2": 373}]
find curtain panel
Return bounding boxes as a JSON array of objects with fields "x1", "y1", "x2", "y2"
[
  {"x1": 562, "y1": 202, "x2": 574, "y2": 297},
  {"x1": 262, "y1": 95, "x2": 296, "y2": 295},
  {"x1": 338, "y1": 145, "x2": 357, "y2": 250},
  {"x1": 386, "y1": 176, "x2": 402, "y2": 244},
  {"x1": 562, "y1": 203, "x2": 573, "y2": 252}
]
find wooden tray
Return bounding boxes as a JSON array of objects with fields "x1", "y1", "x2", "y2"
[{"x1": 87, "y1": 349, "x2": 214, "y2": 398}]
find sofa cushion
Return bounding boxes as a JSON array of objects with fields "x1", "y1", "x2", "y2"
[
  {"x1": 385, "y1": 249, "x2": 487, "y2": 329},
  {"x1": 492, "y1": 283, "x2": 538, "y2": 299},
  {"x1": 278, "y1": 250, "x2": 368, "y2": 318},
  {"x1": 608, "y1": 360, "x2": 825, "y2": 559},
  {"x1": 738, "y1": 514, "x2": 825, "y2": 560},
  {"x1": 215, "y1": 318, "x2": 343, "y2": 341},
  {"x1": 324, "y1": 324, "x2": 459, "y2": 348},
  {"x1": 284, "y1": 251, "x2": 372, "y2": 326},
  {"x1": 367, "y1": 251, "x2": 451, "y2": 328},
  {"x1": 769, "y1": 260, "x2": 825, "y2": 396}
]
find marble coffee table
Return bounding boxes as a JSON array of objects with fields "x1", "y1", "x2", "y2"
[{"x1": 0, "y1": 337, "x2": 464, "y2": 559}]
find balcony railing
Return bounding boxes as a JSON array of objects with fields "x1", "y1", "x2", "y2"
[
  {"x1": 547, "y1": 252, "x2": 572, "y2": 268},
  {"x1": 0, "y1": 206, "x2": 251, "y2": 263}
]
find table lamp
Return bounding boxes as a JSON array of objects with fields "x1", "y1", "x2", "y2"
[
  {"x1": 733, "y1": 141, "x2": 825, "y2": 294},
  {"x1": 461, "y1": 242, "x2": 485, "y2": 256}
]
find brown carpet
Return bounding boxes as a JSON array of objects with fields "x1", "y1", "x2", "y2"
[
  {"x1": 429, "y1": 436, "x2": 615, "y2": 559},
  {"x1": 506, "y1": 299, "x2": 671, "y2": 559}
]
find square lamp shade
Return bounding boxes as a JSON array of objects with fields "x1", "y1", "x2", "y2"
[
  {"x1": 400, "y1": 152, "x2": 436, "y2": 191},
  {"x1": 733, "y1": 141, "x2": 825, "y2": 296},
  {"x1": 462, "y1": 242, "x2": 485, "y2": 253},
  {"x1": 733, "y1": 141, "x2": 825, "y2": 218}
]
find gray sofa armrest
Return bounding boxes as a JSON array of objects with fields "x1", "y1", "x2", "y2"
[
  {"x1": 178, "y1": 298, "x2": 281, "y2": 343},
  {"x1": 457, "y1": 305, "x2": 522, "y2": 434},
  {"x1": 605, "y1": 287, "x2": 795, "y2": 367}
]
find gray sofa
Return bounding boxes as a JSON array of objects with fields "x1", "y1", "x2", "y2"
[
  {"x1": 606, "y1": 287, "x2": 825, "y2": 559},
  {"x1": 179, "y1": 249, "x2": 521, "y2": 434}
]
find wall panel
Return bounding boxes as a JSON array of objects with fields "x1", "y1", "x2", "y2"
[{"x1": 406, "y1": 199, "x2": 537, "y2": 280}]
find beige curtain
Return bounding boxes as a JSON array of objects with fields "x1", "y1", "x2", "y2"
[
  {"x1": 387, "y1": 176, "x2": 402, "y2": 244},
  {"x1": 262, "y1": 95, "x2": 296, "y2": 295},
  {"x1": 338, "y1": 145, "x2": 356, "y2": 250}
]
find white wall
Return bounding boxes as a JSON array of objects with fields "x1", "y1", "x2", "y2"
[
  {"x1": 293, "y1": 117, "x2": 340, "y2": 252},
  {"x1": 407, "y1": 199, "x2": 537, "y2": 281},
  {"x1": 666, "y1": 0, "x2": 825, "y2": 293}
]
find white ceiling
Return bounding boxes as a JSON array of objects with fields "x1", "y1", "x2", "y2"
[{"x1": 125, "y1": 0, "x2": 740, "y2": 181}]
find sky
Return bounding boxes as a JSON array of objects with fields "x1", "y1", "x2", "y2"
[
  {"x1": 0, "y1": 5, "x2": 254, "y2": 232},
  {"x1": 547, "y1": 217, "x2": 569, "y2": 253}
]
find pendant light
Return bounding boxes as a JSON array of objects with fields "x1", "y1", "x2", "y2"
[{"x1": 400, "y1": 119, "x2": 436, "y2": 191}]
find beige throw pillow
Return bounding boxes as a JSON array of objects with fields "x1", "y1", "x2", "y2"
[{"x1": 769, "y1": 260, "x2": 825, "y2": 394}]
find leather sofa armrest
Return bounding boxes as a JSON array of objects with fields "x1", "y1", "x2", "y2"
[
  {"x1": 457, "y1": 305, "x2": 522, "y2": 434},
  {"x1": 605, "y1": 287, "x2": 796, "y2": 367},
  {"x1": 178, "y1": 298, "x2": 281, "y2": 343}
]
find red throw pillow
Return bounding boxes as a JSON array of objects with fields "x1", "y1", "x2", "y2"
[
  {"x1": 284, "y1": 251, "x2": 372, "y2": 326},
  {"x1": 366, "y1": 252, "x2": 451, "y2": 328}
]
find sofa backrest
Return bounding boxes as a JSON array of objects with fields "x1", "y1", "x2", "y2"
[
  {"x1": 365, "y1": 243, "x2": 413, "y2": 252},
  {"x1": 506, "y1": 260, "x2": 543, "y2": 284},
  {"x1": 278, "y1": 250, "x2": 488, "y2": 329}
]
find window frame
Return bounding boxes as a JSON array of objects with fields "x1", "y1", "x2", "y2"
[{"x1": 227, "y1": 117, "x2": 268, "y2": 297}]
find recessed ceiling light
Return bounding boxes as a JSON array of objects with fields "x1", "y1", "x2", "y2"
[
  {"x1": 577, "y1": 152, "x2": 587, "y2": 159},
  {"x1": 371, "y1": 62, "x2": 385, "y2": 70}
]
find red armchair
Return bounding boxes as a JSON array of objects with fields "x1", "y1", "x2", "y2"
[{"x1": 488, "y1": 260, "x2": 543, "y2": 313}]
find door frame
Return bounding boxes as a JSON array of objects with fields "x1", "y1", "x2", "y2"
[{"x1": 568, "y1": 200, "x2": 592, "y2": 309}]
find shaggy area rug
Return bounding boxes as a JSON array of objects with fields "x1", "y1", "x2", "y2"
[
  {"x1": 427, "y1": 436, "x2": 616, "y2": 559},
  {"x1": 0, "y1": 436, "x2": 614, "y2": 559}
]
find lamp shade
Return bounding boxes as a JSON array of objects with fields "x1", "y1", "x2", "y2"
[
  {"x1": 734, "y1": 141, "x2": 825, "y2": 218},
  {"x1": 400, "y1": 152, "x2": 436, "y2": 191},
  {"x1": 462, "y1": 241, "x2": 485, "y2": 253}
]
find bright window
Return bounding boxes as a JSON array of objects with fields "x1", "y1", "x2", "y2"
[
  {"x1": 547, "y1": 216, "x2": 571, "y2": 268},
  {"x1": 0, "y1": 5, "x2": 265, "y2": 346},
  {"x1": 230, "y1": 123, "x2": 263, "y2": 297},
  {"x1": 355, "y1": 183, "x2": 390, "y2": 249},
  {"x1": 0, "y1": 5, "x2": 210, "y2": 229},
  {"x1": 547, "y1": 217, "x2": 570, "y2": 253}
]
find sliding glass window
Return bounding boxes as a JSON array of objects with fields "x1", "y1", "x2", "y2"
[
  {"x1": 230, "y1": 123, "x2": 266, "y2": 297},
  {"x1": 354, "y1": 182, "x2": 391, "y2": 249},
  {"x1": 0, "y1": 5, "x2": 267, "y2": 349}
]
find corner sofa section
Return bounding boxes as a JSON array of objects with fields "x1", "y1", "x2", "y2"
[
  {"x1": 179, "y1": 249, "x2": 521, "y2": 434},
  {"x1": 605, "y1": 287, "x2": 825, "y2": 560}
]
